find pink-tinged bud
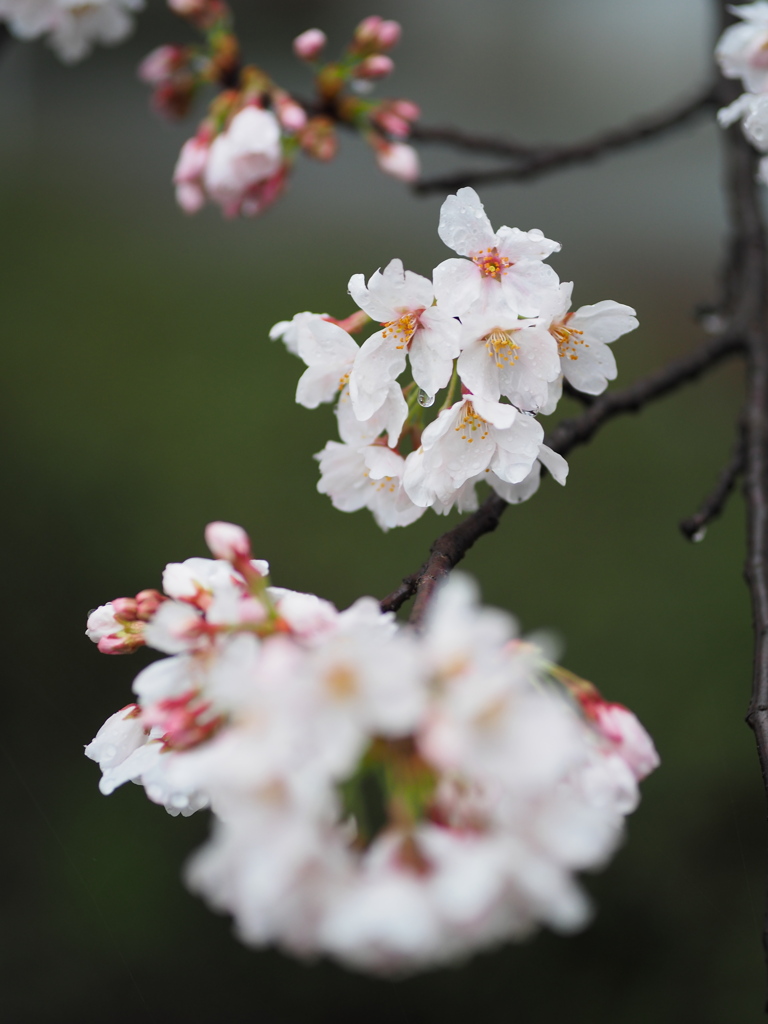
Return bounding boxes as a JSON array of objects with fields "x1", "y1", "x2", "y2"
[
  {"x1": 143, "y1": 691, "x2": 224, "y2": 751},
  {"x1": 355, "y1": 15, "x2": 383, "y2": 47},
  {"x1": 374, "y1": 139, "x2": 420, "y2": 182},
  {"x1": 300, "y1": 117, "x2": 338, "y2": 161},
  {"x1": 376, "y1": 20, "x2": 401, "y2": 49},
  {"x1": 135, "y1": 589, "x2": 167, "y2": 620},
  {"x1": 325, "y1": 310, "x2": 370, "y2": 334},
  {"x1": 293, "y1": 27, "x2": 327, "y2": 61},
  {"x1": 374, "y1": 110, "x2": 411, "y2": 138},
  {"x1": 275, "y1": 95, "x2": 308, "y2": 133},
  {"x1": 138, "y1": 45, "x2": 183, "y2": 85},
  {"x1": 168, "y1": 0, "x2": 206, "y2": 15},
  {"x1": 592, "y1": 702, "x2": 660, "y2": 781},
  {"x1": 205, "y1": 521, "x2": 253, "y2": 562},
  {"x1": 391, "y1": 99, "x2": 420, "y2": 122},
  {"x1": 97, "y1": 630, "x2": 146, "y2": 655},
  {"x1": 111, "y1": 597, "x2": 139, "y2": 621},
  {"x1": 354, "y1": 54, "x2": 394, "y2": 80}
]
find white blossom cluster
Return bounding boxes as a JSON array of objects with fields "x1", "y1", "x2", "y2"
[
  {"x1": 0, "y1": 0, "x2": 143, "y2": 62},
  {"x1": 717, "y1": 3, "x2": 768, "y2": 180},
  {"x1": 272, "y1": 188, "x2": 638, "y2": 530},
  {"x1": 85, "y1": 521, "x2": 658, "y2": 974}
]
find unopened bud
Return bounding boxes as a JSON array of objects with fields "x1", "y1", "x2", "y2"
[
  {"x1": 325, "y1": 310, "x2": 370, "y2": 334},
  {"x1": 135, "y1": 589, "x2": 167, "y2": 620},
  {"x1": 168, "y1": 0, "x2": 206, "y2": 15},
  {"x1": 205, "y1": 521, "x2": 253, "y2": 562},
  {"x1": 376, "y1": 20, "x2": 401, "y2": 49},
  {"x1": 391, "y1": 99, "x2": 420, "y2": 122},
  {"x1": 111, "y1": 597, "x2": 139, "y2": 621},
  {"x1": 354, "y1": 15, "x2": 383, "y2": 47},
  {"x1": 300, "y1": 116, "x2": 338, "y2": 161},
  {"x1": 373, "y1": 139, "x2": 420, "y2": 182},
  {"x1": 354, "y1": 54, "x2": 394, "y2": 80},
  {"x1": 138, "y1": 44, "x2": 183, "y2": 85},
  {"x1": 374, "y1": 110, "x2": 411, "y2": 138},
  {"x1": 275, "y1": 94, "x2": 308, "y2": 132},
  {"x1": 293, "y1": 27, "x2": 327, "y2": 61}
]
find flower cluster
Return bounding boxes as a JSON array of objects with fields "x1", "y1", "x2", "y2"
[
  {"x1": 145, "y1": 6, "x2": 420, "y2": 217},
  {"x1": 0, "y1": 0, "x2": 143, "y2": 62},
  {"x1": 85, "y1": 522, "x2": 658, "y2": 973},
  {"x1": 717, "y1": 3, "x2": 768, "y2": 180},
  {"x1": 272, "y1": 188, "x2": 638, "y2": 530}
]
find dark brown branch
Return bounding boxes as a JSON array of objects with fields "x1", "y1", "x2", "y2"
[
  {"x1": 380, "y1": 331, "x2": 744, "y2": 619},
  {"x1": 714, "y1": 13, "x2": 768, "y2": 1002},
  {"x1": 409, "y1": 123, "x2": 535, "y2": 159},
  {"x1": 680, "y1": 418, "x2": 746, "y2": 540},
  {"x1": 414, "y1": 83, "x2": 717, "y2": 194}
]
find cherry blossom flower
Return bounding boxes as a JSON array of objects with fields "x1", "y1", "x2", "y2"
[
  {"x1": 348, "y1": 258, "x2": 460, "y2": 418},
  {"x1": 457, "y1": 297, "x2": 560, "y2": 412},
  {"x1": 403, "y1": 395, "x2": 567, "y2": 512},
  {"x1": 270, "y1": 311, "x2": 328, "y2": 357},
  {"x1": 0, "y1": 0, "x2": 143, "y2": 62},
  {"x1": 293, "y1": 318, "x2": 359, "y2": 409},
  {"x1": 541, "y1": 282, "x2": 638, "y2": 400},
  {"x1": 315, "y1": 387, "x2": 424, "y2": 530},
  {"x1": 85, "y1": 528, "x2": 658, "y2": 974},
  {"x1": 173, "y1": 134, "x2": 211, "y2": 214},
  {"x1": 716, "y1": 3, "x2": 768, "y2": 93},
  {"x1": 203, "y1": 106, "x2": 285, "y2": 217},
  {"x1": 433, "y1": 187, "x2": 561, "y2": 317}
]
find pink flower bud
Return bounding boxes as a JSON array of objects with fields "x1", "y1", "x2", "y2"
[
  {"x1": 205, "y1": 521, "x2": 253, "y2": 562},
  {"x1": 374, "y1": 140, "x2": 420, "y2": 182},
  {"x1": 143, "y1": 691, "x2": 223, "y2": 751},
  {"x1": 135, "y1": 589, "x2": 167, "y2": 620},
  {"x1": 355, "y1": 15, "x2": 383, "y2": 47},
  {"x1": 111, "y1": 597, "x2": 139, "y2": 621},
  {"x1": 293, "y1": 28, "x2": 327, "y2": 61},
  {"x1": 593, "y1": 703, "x2": 660, "y2": 781},
  {"x1": 275, "y1": 96, "x2": 308, "y2": 133},
  {"x1": 376, "y1": 20, "x2": 401, "y2": 49},
  {"x1": 374, "y1": 110, "x2": 411, "y2": 138},
  {"x1": 354, "y1": 54, "x2": 394, "y2": 80},
  {"x1": 138, "y1": 45, "x2": 182, "y2": 85},
  {"x1": 96, "y1": 630, "x2": 146, "y2": 655},
  {"x1": 168, "y1": 0, "x2": 206, "y2": 15},
  {"x1": 391, "y1": 99, "x2": 420, "y2": 122},
  {"x1": 325, "y1": 310, "x2": 370, "y2": 334}
]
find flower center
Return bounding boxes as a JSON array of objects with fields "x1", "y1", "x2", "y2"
[
  {"x1": 483, "y1": 327, "x2": 520, "y2": 368},
  {"x1": 472, "y1": 247, "x2": 512, "y2": 280},
  {"x1": 381, "y1": 311, "x2": 421, "y2": 350},
  {"x1": 454, "y1": 402, "x2": 490, "y2": 443},
  {"x1": 551, "y1": 318, "x2": 586, "y2": 360}
]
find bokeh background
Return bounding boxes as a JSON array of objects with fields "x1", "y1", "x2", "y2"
[{"x1": 2, "y1": 1, "x2": 764, "y2": 1021}]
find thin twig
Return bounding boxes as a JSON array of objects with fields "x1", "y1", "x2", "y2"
[
  {"x1": 680, "y1": 418, "x2": 746, "y2": 540},
  {"x1": 414, "y1": 83, "x2": 717, "y2": 194},
  {"x1": 380, "y1": 332, "x2": 744, "y2": 618}
]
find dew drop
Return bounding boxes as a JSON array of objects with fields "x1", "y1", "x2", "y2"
[
  {"x1": 692, "y1": 526, "x2": 707, "y2": 543},
  {"x1": 418, "y1": 390, "x2": 435, "y2": 408}
]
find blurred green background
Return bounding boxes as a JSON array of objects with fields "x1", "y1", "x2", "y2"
[{"x1": 2, "y1": 0, "x2": 765, "y2": 1021}]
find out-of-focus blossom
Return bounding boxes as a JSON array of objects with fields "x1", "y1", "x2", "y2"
[
  {"x1": 86, "y1": 530, "x2": 657, "y2": 973},
  {"x1": 0, "y1": 0, "x2": 143, "y2": 62},
  {"x1": 293, "y1": 27, "x2": 327, "y2": 61},
  {"x1": 373, "y1": 139, "x2": 420, "y2": 182}
]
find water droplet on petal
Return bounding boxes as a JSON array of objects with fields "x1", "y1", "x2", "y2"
[
  {"x1": 692, "y1": 527, "x2": 707, "y2": 543},
  {"x1": 418, "y1": 390, "x2": 435, "y2": 407}
]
